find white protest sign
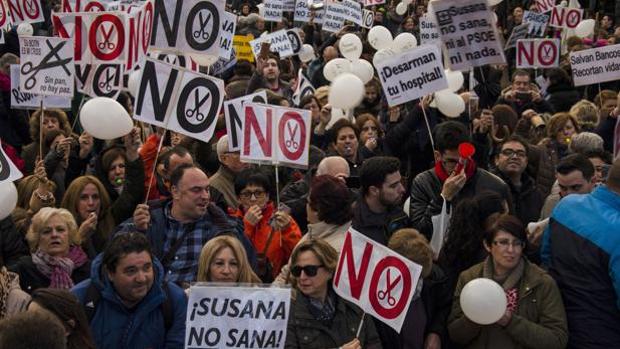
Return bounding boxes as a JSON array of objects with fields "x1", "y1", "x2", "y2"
[
  {"x1": 9, "y1": 65, "x2": 71, "y2": 110},
  {"x1": 0, "y1": 140, "x2": 23, "y2": 183},
  {"x1": 125, "y1": 1, "x2": 155, "y2": 70},
  {"x1": 361, "y1": 9, "x2": 373, "y2": 29},
  {"x1": 81, "y1": 64, "x2": 124, "y2": 99},
  {"x1": 6, "y1": 0, "x2": 45, "y2": 25},
  {"x1": 420, "y1": 14, "x2": 440, "y2": 46},
  {"x1": 283, "y1": 0, "x2": 295, "y2": 12},
  {"x1": 333, "y1": 228, "x2": 423, "y2": 332},
  {"x1": 340, "y1": 0, "x2": 362, "y2": 25},
  {"x1": 433, "y1": 0, "x2": 505, "y2": 70},
  {"x1": 264, "y1": 0, "x2": 284, "y2": 22},
  {"x1": 250, "y1": 30, "x2": 295, "y2": 58},
  {"x1": 363, "y1": 0, "x2": 385, "y2": 6},
  {"x1": 185, "y1": 286, "x2": 291, "y2": 349},
  {"x1": 151, "y1": 51, "x2": 199, "y2": 71},
  {"x1": 375, "y1": 45, "x2": 448, "y2": 107},
  {"x1": 134, "y1": 57, "x2": 225, "y2": 144},
  {"x1": 293, "y1": 0, "x2": 324, "y2": 24},
  {"x1": 241, "y1": 103, "x2": 312, "y2": 168},
  {"x1": 549, "y1": 6, "x2": 582, "y2": 29},
  {"x1": 523, "y1": 10, "x2": 549, "y2": 37},
  {"x1": 286, "y1": 28, "x2": 303, "y2": 55},
  {"x1": 504, "y1": 23, "x2": 530, "y2": 49},
  {"x1": 292, "y1": 68, "x2": 315, "y2": 106},
  {"x1": 19, "y1": 36, "x2": 74, "y2": 97},
  {"x1": 516, "y1": 39, "x2": 560, "y2": 68},
  {"x1": 323, "y1": 0, "x2": 346, "y2": 33},
  {"x1": 569, "y1": 44, "x2": 620, "y2": 86},
  {"x1": 0, "y1": 30, "x2": 4, "y2": 45},
  {"x1": 534, "y1": 0, "x2": 556, "y2": 13},
  {"x1": 149, "y1": 0, "x2": 225, "y2": 56},
  {"x1": 219, "y1": 11, "x2": 237, "y2": 59},
  {"x1": 0, "y1": 1, "x2": 11, "y2": 28},
  {"x1": 224, "y1": 91, "x2": 268, "y2": 152}
]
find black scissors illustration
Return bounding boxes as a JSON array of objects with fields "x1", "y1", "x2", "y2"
[
  {"x1": 98, "y1": 69, "x2": 115, "y2": 92},
  {"x1": 185, "y1": 89, "x2": 210, "y2": 122},
  {"x1": 193, "y1": 12, "x2": 211, "y2": 40},
  {"x1": 98, "y1": 26, "x2": 116, "y2": 50},
  {"x1": 21, "y1": 40, "x2": 72, "y2": 90},
  {"x1": 377, "y1": 269, "x2": 401, "y2": 306}
]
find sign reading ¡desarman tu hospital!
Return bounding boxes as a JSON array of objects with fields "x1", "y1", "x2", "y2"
[{"x1": 570, "y1": 44, "x2": 620, "y2": 87}]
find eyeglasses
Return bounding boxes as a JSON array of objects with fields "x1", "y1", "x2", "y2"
[
  {"x1": 239, "y1": 190, "x2": 266, "y2": 200},
  {"x1": 500, "y1": 149, "x2": 527, "y2": 159},
  {"x1": 492, "y1": 239, "x2": 525, "y2": 249},
  {"x1": 291, "y1": 265, "x2": 324, "y2": 277}
]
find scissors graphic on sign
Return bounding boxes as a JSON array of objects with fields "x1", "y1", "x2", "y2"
[
  {"x1": 98, "y1": 69, "x2": 115, "y2": 92},
  {"x1": 185, "y1": 89, "x2": 211, "y2": 122},
  {"x1": 98, "y1": 26, "x2": 116, "y2": 50},
  {"x1": 21, "y1": 40, "x2": 72, "y2": 90},
  {"x1": 377, "y1": 269, "x2": 401, "y2": 306},
  {"x1": 193, "y1": 12, "x2": 212, "y2": 40}
]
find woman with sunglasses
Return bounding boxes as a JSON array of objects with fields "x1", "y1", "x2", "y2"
[
  {"x1": 229, "y1": 169, "x2": 301, "y2": 282},
  {"x1": 285, "y1": 239, "x2": 382, "y2": 349},
  {"x1": 448, "y1": 215, "x2": 567, "y2": 349}
]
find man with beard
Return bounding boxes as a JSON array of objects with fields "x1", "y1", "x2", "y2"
[
  {"x1": 246, "y1": 54, "x2": 292, "y2": 103},
  {"x1": 353, "y1": 156, "x2": 410, "y2": 245},
  {"x1": 118, "y1": 164, "x2": 255, "y2": 287}
]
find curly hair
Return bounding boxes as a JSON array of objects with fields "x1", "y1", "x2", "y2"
[
  {"x1": 26, "y1": 207, "x2": 81, "y2": 252},
  {"x1": 28, "y1": 109, "x2": 72, "y2": 143}
]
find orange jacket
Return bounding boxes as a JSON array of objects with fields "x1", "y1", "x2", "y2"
[{"x1": 229, "y1": 202, "x2": 302, "y2": 278}]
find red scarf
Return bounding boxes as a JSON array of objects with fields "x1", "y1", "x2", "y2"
[{"x1": 434, "y1": 158, "x2": 477, "y2": 183}]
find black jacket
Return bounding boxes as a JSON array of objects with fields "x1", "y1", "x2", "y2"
[
  {"x1": 0, "y1": 217, "x2": 29, "y2": 268},
  {"x1": 491, "y1": 169, "x2": 545, "y2": 225},
  {"x1": 545, "y1": 83, "x2": 581, "y2": 113},
  {"x1": 352, "y1": 196, "x2": 410, "y2": 246},
  {"x1": 9, "y1": 255, "x2": 90, "y2": 294}
]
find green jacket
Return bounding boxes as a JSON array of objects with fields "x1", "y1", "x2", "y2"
[
  {"x1": 448, "y1": 259, "x2": 568, "y2": 349},
  {"x1": 285, "y1": 290, "x2": 382, "y2": 349}
]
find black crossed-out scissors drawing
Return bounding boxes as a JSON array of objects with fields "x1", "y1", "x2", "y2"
[
  {"x1": 377, "y1": 269, "x2": 402, "y2": 307},
  {"x1": 21, "y1": 40, "x2": 72, "y2": 90},
  {"x1": 193, "y1": 12, "x2": 212, "y2": 40},
  {"x1": 98, "y1": 25, "x2": 116, "y2": 50},
  {"x1": 185, "y1": 89, "x2": 211, "y2": 122},
  {"x1": 98, "y1": 68, "x2": 115, "y2": 92}
]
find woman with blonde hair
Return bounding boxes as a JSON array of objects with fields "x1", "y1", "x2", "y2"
[
  {"x1": 569, "y1": 99, "x2": 599, "y2": 131},
  {"x1": 197, "y1": 235, "x2": 261, "y2": 284},
  {"x1": 9, "y1": 208, "x2": 90, "y2": 294}
]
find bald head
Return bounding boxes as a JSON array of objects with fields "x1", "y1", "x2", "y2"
[
  {"x1": 317, "y1": 156, "x2": 350, "y2": 182},
  {"x1": 323, "y1": 46, "x2": 338, "y2": 62}
]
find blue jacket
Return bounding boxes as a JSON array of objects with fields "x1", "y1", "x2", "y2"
[
  {"x1": 541, "y1": 186, "x2": 620, "y2": 348},
  {"x1": 72, "y1": 254, "x2": 188, "y2": 349}
]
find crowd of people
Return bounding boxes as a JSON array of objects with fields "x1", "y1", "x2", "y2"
[{"x1": 1, "y1": 0, "x2": 620, "y2": 348}]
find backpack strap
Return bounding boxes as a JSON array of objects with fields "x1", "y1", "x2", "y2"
[{"x1": 83, "y1": 282, "x2": 102, "y2": 323}]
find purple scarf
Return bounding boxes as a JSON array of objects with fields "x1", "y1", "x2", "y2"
[{"x1": 32, "y1": 246, "x2": 88, "y2": 289}]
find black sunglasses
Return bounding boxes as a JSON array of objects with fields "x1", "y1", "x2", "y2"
[{"x1": 291, "y1": 265, "x2": 324, "y2": 277}]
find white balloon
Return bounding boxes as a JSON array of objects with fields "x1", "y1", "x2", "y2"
[
  {"x1": 339, "y1": 33, "x2": 363, "y2": 60},
  {"x1": 323, "y1": 58, "x2": 351, "y2": 82},
  {"x1": 372, "y1": 48, "x2": 396, "y2": 67},
  {"x1": 0, "y1": 181, "x2": 17, "y2": 220},
  {"x1": 487, "y1": 0, "x2": 503, "y2": 6},
  {"x1": 395, "y1": 2, "x2": 407, "y2": 15},
  {"x1": 368, "y1": 26, "x2": 393, "y2": 50},
  {"x1": 16, "y1": 23, "x2": 33, "y2": 36},
  {"x1": 328, "y1": 73, "x2": 365, "y2": 109},
  {"x1": 434, "y1": 90, "x2": 465, "y2": 117},
  {"x1": 392, "y1": 32, "x2": 417, "y2": 52},
  {"x1": 445, "y1": 69, "x2": 464, "y2": 92},
  {"x1": 256, "y1": 3, "x2": 265, "y2": 17},
  {"x1": 460, "y1": 278, "x2": 507, "y2": 325},
  {"x1": 325, "y1": 107, "x2": 347, "y2": 130},
  {"x1": 574, "y1": 19, "x2": 595, "y2": 38},
  {"x1": 349, "y1": 59, "x2": 374, "y2": 84},
  {"x1": 127, "y1": 69, "x2": 141, "y2": 98},
  {"x1": 80, "y1": 98, "x2": 133, "y2": 140},
  {"x1": 189, "y1": 53, "x2": 218, "y2": 66},
  {"x1": 299, "y1": 44, "x2": 315, "y2": 63}
]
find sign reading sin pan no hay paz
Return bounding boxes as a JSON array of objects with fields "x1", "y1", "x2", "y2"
[{"x1": 570, "y1": 44, "x2": 620, "y2": 86}]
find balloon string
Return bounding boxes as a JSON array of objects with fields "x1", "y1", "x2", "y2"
[
  {"x1": 421, "y1": 102, "x2": 436, "y2": 153},
  {"x1": 144, "y1": 129, "x2": 167, "y2": 204},
  {"x1": 70, "y1": 94, "x2": 88, "y2": 135}
]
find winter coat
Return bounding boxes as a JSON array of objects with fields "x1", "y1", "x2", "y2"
[
  {"x1": 229, "y1": 202, "x2": 301, "y2": 278},
  {"x1": 209, "y1": 165, "x2": 238, "y2": 211},
  {"x1": 545, "y1": 83, "x2": 580, "y2": 113},
  {"x1": 0, "y1": 216, "x2": 29, "y2": 268},
  {"x1": 491, "y1": 169, "x2": 545, "y2": 225},
  {"x1": 352, "y1": 196, "x2": 410, "y2": 246},
  {"x1": 448, "y1": 260, "x2": 568, "y2": 349},
  {"x1": 285, "y1": 289, "x2": 382, "y2": 349},
  {"x1": 0, "y1": 269, "x2": 30, "y2": 319},
  {"x1": 72, "y1": 254, "x2": 187, "y2": 349},
  {"x1": 9, "y1": 254, "x2": 90, "y2": 294}
]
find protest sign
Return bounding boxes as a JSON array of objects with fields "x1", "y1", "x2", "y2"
[
  {"x1": 323, "y1": 0, "x2": 346, "y2": 33},
  {"x1": 516, "y1": 39, "x2": 560, "y2": 68},
  {"x1": 219, "y1": 12, "x2": 236, "y2": 59},
  {"x1": 149, "y1": 0, "x2": 225, "y2": 56},
  {"x1": 0, "y1": 140, "x2": 23, "y2": 183},
  {"x1": 151, "y1": 52, "x2": 199, "y2": 71},
  {"x1": 420, "y1": 14, "x2": 440, "y2": 46},
  {"x1": 9, "y1": 65, "x2": 71, "y2": 110},
  {"x1": 241, "y1": 103, "x2": 312, "y2": 168},
  {"x1": 19, "y1": 36, "x2": 74, "y2": 97},
  {"x1": 534, "y1": 0, "x2": 555, "y2": 13},
  {"x1": 6, "y1": 0, "x2": 45, "y2": 25},
  {"x1": 286, "y1": 28, "x2": 302, "y2": 55},
  {"x1": 125, "y1": 1, "x2": 154, "y2": 69},
  {"x1": 433, "y1": 0, "x2": 505, "y2": 70},
  {"x1": 569, "y1": 44, "x2": 620, "y2": 86},
  {"x1": 185, "y1": 286, "x2": 291, "y2": 349},
  {"x1": 504, "y1": 23, "x2": 530, "y2": 50},
  {"x1": 292, "y1": 68, "x2": 315, "y2": 106},
  {"x1": 375, "y1": 45, "x2": 448, "y2": 107},
  {"x1": 233, "y1": 34, "x2": 255, "y2": 62},
  {"x1": 361, "y1": 9, "x2": 373, "y2": 29},
  {"x1": 209, "y1": 50, "x2": 237, "y2": 76},
  {"x1": 293, "y1": 0, "x2": 324, "y2": 24},
  {"x1": 61, "y1": 0, "x2": 119, "y2": 12},
  {"x1": 264, "y1": 0, "x2": 283, "y2": 22},
  {"x1": 333, "y1": 228, "x2": 423, "y2": 332},
  {"x1": 0, "y1": 1, "x2": 10, "y2": 28},
  {"x1": 363, "y1": 0, "x2": 385, "y2": 6},
  {"x1": 283, "y1": 0, "x2": 295, "y2": 12},
  {"x1": 134, "y1": 58, "x2": 225, "y2": 143},
  {"x1": 79, "y1": 64, "x2": 124, "y2": 99},
  {"x1": 250, "y1": 30, "x2": 294, "y2": 58},
  {"x1": 340, "y1": 0, "x2": 362, "y2": 24},
  {"x1": 614, "y1": 117, "x2": 620, "y2": 160},
  {"x1": 224, "y1": 91, "x2": 268, "y2": 152},
  {"x1": 549, "y1": 6, "x2": 582, "y2": 29},
  {"x1": 523, "y1": 10, "x2": 549, "y2": 37}
]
